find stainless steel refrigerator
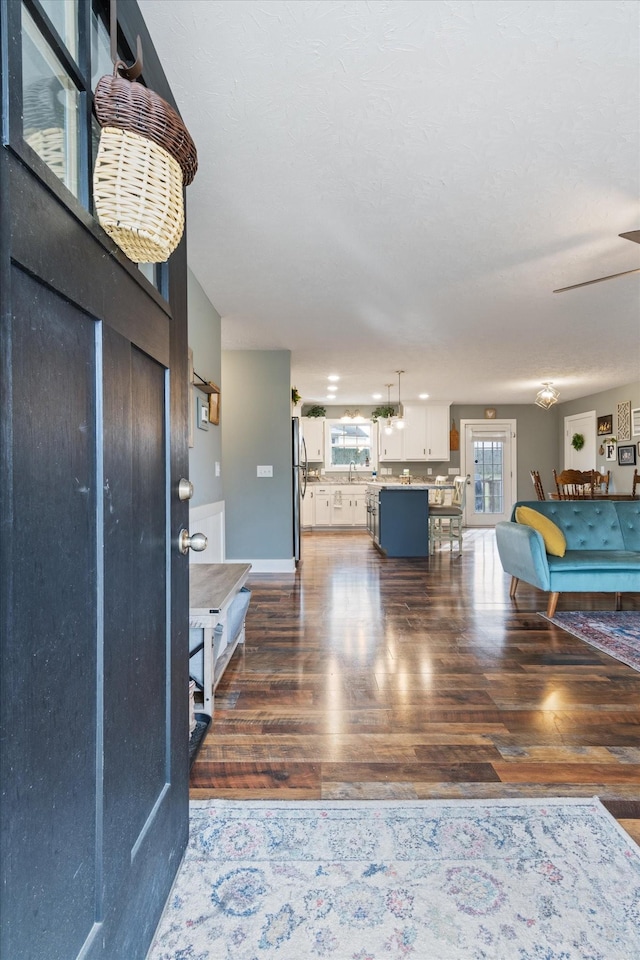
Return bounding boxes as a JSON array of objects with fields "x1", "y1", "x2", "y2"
[{"x1": 292, "y1": 417, "x2": 308, "y2": 564}]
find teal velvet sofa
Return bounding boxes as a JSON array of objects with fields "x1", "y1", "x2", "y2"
[{"x1": 495, "y1": 500, "x2": 640, "y2": 616}]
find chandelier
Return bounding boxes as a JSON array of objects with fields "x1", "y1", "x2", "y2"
[{"x1": 535, "y1": 382, "x2": 560, "y2": 409}]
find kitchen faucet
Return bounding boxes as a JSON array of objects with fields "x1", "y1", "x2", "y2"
[{"x1": 348, "y1": 460, "x2": 357, "y2": 483}]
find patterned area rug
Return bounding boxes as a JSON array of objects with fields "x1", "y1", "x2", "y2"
[
  {"x1": 148, "y1": 797, "x2": 640, "y2": 960},
  {"x1": 545, "y1": 611, "x2": 640, "y2": 672}
]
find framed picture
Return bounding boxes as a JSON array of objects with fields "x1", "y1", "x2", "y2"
[
  {"x1": 632, "y1": 408, "x2": 640, "y2": 437},
  {"x1": 605, "y1": 442, "x2": 617, "y2": 461},
  {"x1": 208, "y1": 383, "x2": 221, "y2": 425},
  {"x1": 597, "y1": 414, "x2": 613, "y2": 436},
  {"x1": 617, "y1": 444, "x2": 636, "y2": 466},
  {"x1": 617, "y1": 400, "x2": 631, "y2": 441}
]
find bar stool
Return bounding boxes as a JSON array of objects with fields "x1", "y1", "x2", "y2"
[{"x1": 429, "y1": 476, "x2": 467, "y2": 554}]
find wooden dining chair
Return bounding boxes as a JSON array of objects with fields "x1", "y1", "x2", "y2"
[
  {"x1": 633, "y1": 469, "x2": 640, "y2": 498},
  {"x1": 530, "y1": 469, "x2": 545, "y2": 500},
  {"x1": 591, "y1": 470, "x2": 610, "y2": 494},
  {"x1": 553, "y1": 468, "x2": 594, "y2": 499}
]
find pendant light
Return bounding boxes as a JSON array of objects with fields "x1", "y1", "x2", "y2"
[
  {"x1": 395, "y1": 370, "x2": 405, "y2": 429},
  {"x1": 384, "y1": 384, "x2": 394, "y2": 435},
  {"x1": 535, "y1": 382, "x2": 560, "y2": 409}
]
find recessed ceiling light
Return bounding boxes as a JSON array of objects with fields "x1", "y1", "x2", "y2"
[
  {"x1": 327, "y1": 384, "x2": 337, "y2": 391},
  {"x1": 372, "y1": 393, "x2": 382, "y2": 400},
  {"x1": 418, "y1": 393, "x2": 430, "y2": 399},
  {"x1": 327, "y1": 374, "x2": 340, "y2": 382},
  {"x1": 326, "y1": 394, "x2": 335, "y2": 400}
]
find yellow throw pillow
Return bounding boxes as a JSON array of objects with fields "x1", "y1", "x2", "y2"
[{"x1": 515, "y1": 506, "x2": 566, "y2": 557}]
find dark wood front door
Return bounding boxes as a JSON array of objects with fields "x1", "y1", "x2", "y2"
[{"x1": 0, "y1": 3, "x2": 190, "y2": 957}]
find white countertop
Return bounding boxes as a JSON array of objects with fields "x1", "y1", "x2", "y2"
[
  {"x1": 366, "y1": 482, "x2": 455, "y2": 491},
  {"x1": 307, "y1": 478, "x2": 370, "y2": 485},
  {"x1": 308, "y1": 477, "x2": 455, "y2": 487}
]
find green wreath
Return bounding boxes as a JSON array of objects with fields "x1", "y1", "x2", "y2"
[{"x1": 571, "y1": 433, "x2": 585, "y2": 451}]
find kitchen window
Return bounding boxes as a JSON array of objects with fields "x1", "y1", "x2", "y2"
[{"x1": 324, "y1": 419, "x2": 377, "y2": 472}]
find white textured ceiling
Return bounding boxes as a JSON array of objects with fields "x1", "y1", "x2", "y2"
[{"x1": 138, "y1": 0, "x2": 640, "y2": 406}]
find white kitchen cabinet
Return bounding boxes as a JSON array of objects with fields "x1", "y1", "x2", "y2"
[
  {"x1": 301, "y1": 488, "x2": 315, "y2": 528},
  {"x1": 330, "y1": 485, "x2": 368, "y2": 526},
  {"x1": 301, "y1": 417, "x2": 325, "y2": 461},
  {"x1": 379, "y1": 405, "x2": 450, "y2": 461},
  {"x1": 425, "y1": 405, "x2": 450, "y2": 460},
  {"x1": 330, "y1": 487, "x2": 348, "y2": 525},
  {"x1": 351, "y1": 491, "x2": 367, "y2": 526},
  {"x1": 378, "y1": 427, "x2": 404, "y2": 461},
  {"x1": 308, "y1": 485, "x2": 367, "y2": 527},
  {"x1": 313, "y1": 486, "x2": 332, "y2": 525},
  {"x1": 402, "y1": 406, "x2": 428, "y2": 460}
]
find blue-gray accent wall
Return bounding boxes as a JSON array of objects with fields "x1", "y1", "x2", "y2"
[
  {"x1": 556, "y1": 381, "x2": 640, "y2": 493},
  {"x1": 222, "y1": 350, "x2": 293, "y2": 561},
  {"x1": 187, "y1": 270, "x2": 223, "y2": 507}
]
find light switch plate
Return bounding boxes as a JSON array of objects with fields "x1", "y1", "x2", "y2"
[
  {"x1": 196, "y1": 395, "x2": 209, "y2": 431},
  {"x1": 215, "y1": 461, "x2": 220, "y2": 477},
  {"x1": 257, "y1": 465, "x2": 273, "y2": 477}
]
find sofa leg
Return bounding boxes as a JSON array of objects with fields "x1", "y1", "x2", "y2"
[
  {"x1": 615, "y1": 592, "x2": 622, "y2": 611},
  {"x1": 509, "y1": 576, "x2": 519, "y2": 599},
  {"x1": 547, "y1": 592, "x2": 560, "y2": 618}
]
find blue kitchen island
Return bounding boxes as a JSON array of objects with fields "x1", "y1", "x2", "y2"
[{"x1": 366, "y1": 483, "x2": 433, "y2": 558}]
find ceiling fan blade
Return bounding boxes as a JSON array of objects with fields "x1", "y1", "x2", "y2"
[
  {"x1": 553, "y1": 267, "x2": 640, "y2": 293},
  {"x1": 620, "y1": 230, "x2": 640, "y2": 244}
]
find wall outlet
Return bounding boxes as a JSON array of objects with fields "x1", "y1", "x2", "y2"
[
  {"x1": 448, "y1": 467, "x2": 457, "y2": 474},
  {"x1": 257, "y1": 465, "x2": 273, "y2": 477},
  {"x1": 427, "y1": 467, "x2": 432, "y2": 475}
]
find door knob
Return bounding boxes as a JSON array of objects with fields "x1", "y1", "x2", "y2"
[
  {"x1": 178, "y1": 529, "x2": 207, "y2": 555},
  {"x1": 178, "y1": 478, "x2": 194, "y2": 501}
]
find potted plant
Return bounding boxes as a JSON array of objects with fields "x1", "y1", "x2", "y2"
[
  {"x1": 291, "y1": 387, "x2": 301, "y2": 406},
  {"x1": 371, "y1": 404, "x2": 396, "y2": 422},
  {"x1": 306, "y1": 405, "x2": 326, "y2": 418}
]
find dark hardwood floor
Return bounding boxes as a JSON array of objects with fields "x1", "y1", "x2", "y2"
[{"x1": 191, "y1": 529, "x2": 640, "y2": 843}]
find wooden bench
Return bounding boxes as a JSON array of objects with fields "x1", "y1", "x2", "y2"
[{"x1": 189, "y1": 563, "x2": 251, "y2": 715}]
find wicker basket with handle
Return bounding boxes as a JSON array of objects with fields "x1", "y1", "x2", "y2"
[{"x1": 92, "y1": 70, "x2": 197, "y2": 262}]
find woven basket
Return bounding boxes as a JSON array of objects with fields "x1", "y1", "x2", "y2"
[
  {"x1": 93, "y1": 126, "x2": 184, "y2": 263},
  {"x1": 94, "y1": 74, "x2": 197, "y2": 184}
]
